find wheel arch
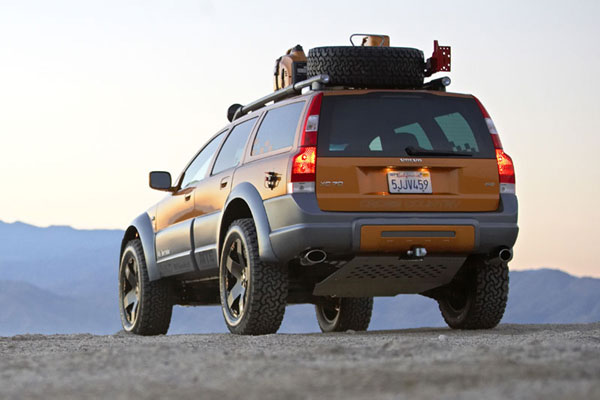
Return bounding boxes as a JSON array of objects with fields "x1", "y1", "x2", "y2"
[
  {"x1": 120, "y1": 213, "x2": 160, "y2": 281},
  {"x1": 218, "y1": 182, "x2": 278, "y2": 264}
]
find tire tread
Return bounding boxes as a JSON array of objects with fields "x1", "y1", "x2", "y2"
[
  {"x1": 121, "y1": 239, "x2": 172, "y2": 336},
  {"x1": 439, "y1": 260, "x2": 509, "y2": 330},
  {"x1": 307, "y1": 46, "x2": 424, "y2": 89},
  {"x1": 338, "y1": 298, "x2": 373, "y2": 332},
  {"x1": 222, "y1": 219, "x2": 288, "y2": 335}
]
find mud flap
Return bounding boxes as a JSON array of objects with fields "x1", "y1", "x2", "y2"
[{"x1": 313, "y1": 256, "x2": 466, "y2": 297}]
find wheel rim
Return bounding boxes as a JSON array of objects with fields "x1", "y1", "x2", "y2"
[
  {"x1": 441, "y1": 267, "x2": 474, "y2": 318},
  {"x1": 222, "y1": 237, "x2": 249, "y2": 325},
  {"x1": 318, "y1": 298, "x2": 341, "y2": 325},
  {"x1": 445, "y1": 289, "x2": 469, "y2": 314},
  {"x1": 120, "y1": 254, "x2": 140, "y2": 329}
]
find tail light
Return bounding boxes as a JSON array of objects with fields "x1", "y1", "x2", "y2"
[
  {"x1": 288, "y1": 93, "x2": 323, "y2": 193},
  {"x1": 291, "y1": 146, "x2": 316, "y2": 181},
  {"x1": 474, "y1": 97, "x2": 516, "y2": 194},
  {"x1": 496, "y1": 149, "x2": 515, "y2": 185}
]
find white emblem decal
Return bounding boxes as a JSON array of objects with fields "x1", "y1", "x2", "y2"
[{"x1": 399, "y1": 158, "x2": 423, "y2": 163}]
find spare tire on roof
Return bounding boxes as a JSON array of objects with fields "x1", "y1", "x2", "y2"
[{"x1": 307, "y1": 46, "x2": 424, "y2": 89}]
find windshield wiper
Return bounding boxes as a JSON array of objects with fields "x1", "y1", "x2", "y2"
[{"x1": 405, "y1": 146, "x2": 473, "y2": 157}]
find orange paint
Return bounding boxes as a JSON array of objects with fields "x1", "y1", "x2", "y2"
[{"x1": 360, "y1": 225, "x2": 475, "y2": 253}]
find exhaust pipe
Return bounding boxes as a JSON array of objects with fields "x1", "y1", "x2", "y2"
[
  {"x1": 489, "y1": 248, "x2": 513, "y2": 264},
  {"x1": 499, "y1": 248, "x2": 513, "y2": 262},
  {"x1": 300, "y1": 249, "x2": 327, "y2": 266}
]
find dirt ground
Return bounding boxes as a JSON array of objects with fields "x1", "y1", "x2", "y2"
[{"x1": 1, "y1": 323, "x2": 599, "y2": 400}]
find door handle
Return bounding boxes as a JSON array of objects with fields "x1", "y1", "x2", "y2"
[
  {"x1": 220, "y1": 177, "x2": 230, "y2": 189},
  {"x1": 184, "y1": 193, "x2": 192, "y2": 201}
]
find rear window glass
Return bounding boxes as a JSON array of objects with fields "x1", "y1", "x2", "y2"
[
  {"x1": 435, "y1": 112, "x2": 479, "y2": 152},
  {"x1": 317, "y1": 93, "x2": 494, "y2": 158},
  {"x1": 251, "y1": 101, "x2": 304, "y2": 156}
]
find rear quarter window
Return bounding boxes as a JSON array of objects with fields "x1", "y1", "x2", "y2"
[{"x1": 251, "y1": 101, "x2": 305, "y2": 156}]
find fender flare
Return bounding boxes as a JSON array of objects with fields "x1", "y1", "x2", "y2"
[
  {"x1": 218, "y1": 182, "x2": 278, "y2": 263},
  {"x1": 121, "y1": 212, "x2": 160, "y2": 281}
]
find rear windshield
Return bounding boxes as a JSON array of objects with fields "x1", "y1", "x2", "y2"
[{"x1": 317, "y1": 92, "x2": 495, "y2": 158}]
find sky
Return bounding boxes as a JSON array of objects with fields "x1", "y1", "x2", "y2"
[{"x1": 1, "y1": 0, "x2": 599, "y2": 277}]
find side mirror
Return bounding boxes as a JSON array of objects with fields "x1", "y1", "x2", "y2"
[{"x1": 149, "y1": 171, "x2": 173, "y2": 191}]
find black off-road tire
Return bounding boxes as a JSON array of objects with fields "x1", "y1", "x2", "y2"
[
  {"x1": 307, "y1": 46, "x2": 424, "y2": 89},
  {"x1": 119, "y1": 239, "x2": 172, "y2": 335},
  {"x1": 219, "y1": 218, "x2": 288, "y2": 335},
  {"x1": 438, "y1": 258, "x2": 509, "y2": 329},
  {"x1": 315, "y1": 297, "x2": 373, "y2": 333}
]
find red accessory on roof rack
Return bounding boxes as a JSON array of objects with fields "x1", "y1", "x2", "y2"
[{"x1": 425, "y1": 40, "x2": 451, "y2": 77}]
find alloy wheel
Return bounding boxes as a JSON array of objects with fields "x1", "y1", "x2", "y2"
[
  {"x1": 223, "y1": 237, "x2": 249, "y2": 324},
  {"x1": 121, "y1": 255, "x2": 140, "y2": 329},
  {"x1": 318, "y1": 299, "x2": 341, "y2": 324}
]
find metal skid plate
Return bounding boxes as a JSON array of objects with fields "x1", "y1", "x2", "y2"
[{"x1": 313, "y1": 256, "x2": 466, "y2": 297}]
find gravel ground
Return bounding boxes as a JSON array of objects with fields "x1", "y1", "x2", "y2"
[{"x1": 1, "y1": 323, "x2": 599, "y2": 400}]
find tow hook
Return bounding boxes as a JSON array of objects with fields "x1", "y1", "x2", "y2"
[{"x1": 406, "y1": 247, "x2": 427, "y2": 258}]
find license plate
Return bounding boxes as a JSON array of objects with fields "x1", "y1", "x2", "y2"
[{"x1": 387, "y1": 171, "x2": 432, "y2": 194}]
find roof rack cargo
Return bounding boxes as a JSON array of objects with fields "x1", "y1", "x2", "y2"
[
  {"x1": 227, "y1": 38, "x2": 452, "y2": 122},
  {"x1": 273, "y1": 45, "x2": 307, "y2": 91}
]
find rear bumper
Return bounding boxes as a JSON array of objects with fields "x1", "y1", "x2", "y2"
[{"x1": 264, "y1": 193, "x2": 518, "y2": 263}]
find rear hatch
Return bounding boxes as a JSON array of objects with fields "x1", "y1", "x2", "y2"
[{"x1": 315, "y1": 91, "x2": 499, "y2": 212}]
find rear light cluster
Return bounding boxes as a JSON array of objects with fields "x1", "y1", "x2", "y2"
[
  {"x1": 288, "y1": 93, "x2": 323, "y2": 193},
  {"x1": 474, "y1": 97, "x2": 516, "y2": 194}
]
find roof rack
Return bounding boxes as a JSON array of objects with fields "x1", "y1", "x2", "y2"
[
  {"x1": 227, "y1": 72, "x2": 451, "y2": 122},
  {"x1": 229, "y1": 74, "x2": 330, "y2": 122}
]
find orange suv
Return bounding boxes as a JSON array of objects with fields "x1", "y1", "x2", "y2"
[{"x1": 119, "y1": 38, "x2": 518, "y2": 335}]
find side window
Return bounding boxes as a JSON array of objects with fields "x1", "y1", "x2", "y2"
[
  {"x1": 251, "y1": 102, "x2": 304, "y2": 156},
  {"x1": 180, "y1": 132, "x2": 225, "y2": 189},
  {"x1": 435, "y1": 112, "x2": 479, "y2": 152},
  {"x1": 212, "y1": 118, "x2": 257, "y2": 175}
]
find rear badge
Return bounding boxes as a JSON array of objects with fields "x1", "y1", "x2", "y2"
[
  {"x1": 399, "y1": 158, "x2": 423, "y2": 163},
  {"x1": 320, "y1": 181, "x2": 344, "y2": 187}
]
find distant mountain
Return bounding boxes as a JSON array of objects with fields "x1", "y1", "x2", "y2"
[
  {"x1": 0, "y1": 280, "x2": 115, "y2": 335},
  {"x1": 0, "y1": 221, "x2": 122, "y2": 298},
  {"x1": 504, "y1": 268, "x2": 600, "y2": 324},
  {"x1": 1, "y1": 220, "x2": 599, "y2": 336}
]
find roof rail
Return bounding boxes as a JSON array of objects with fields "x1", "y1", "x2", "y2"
[{"x1": 229, "y1": 74, "x2": 330, "y2": 122}]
